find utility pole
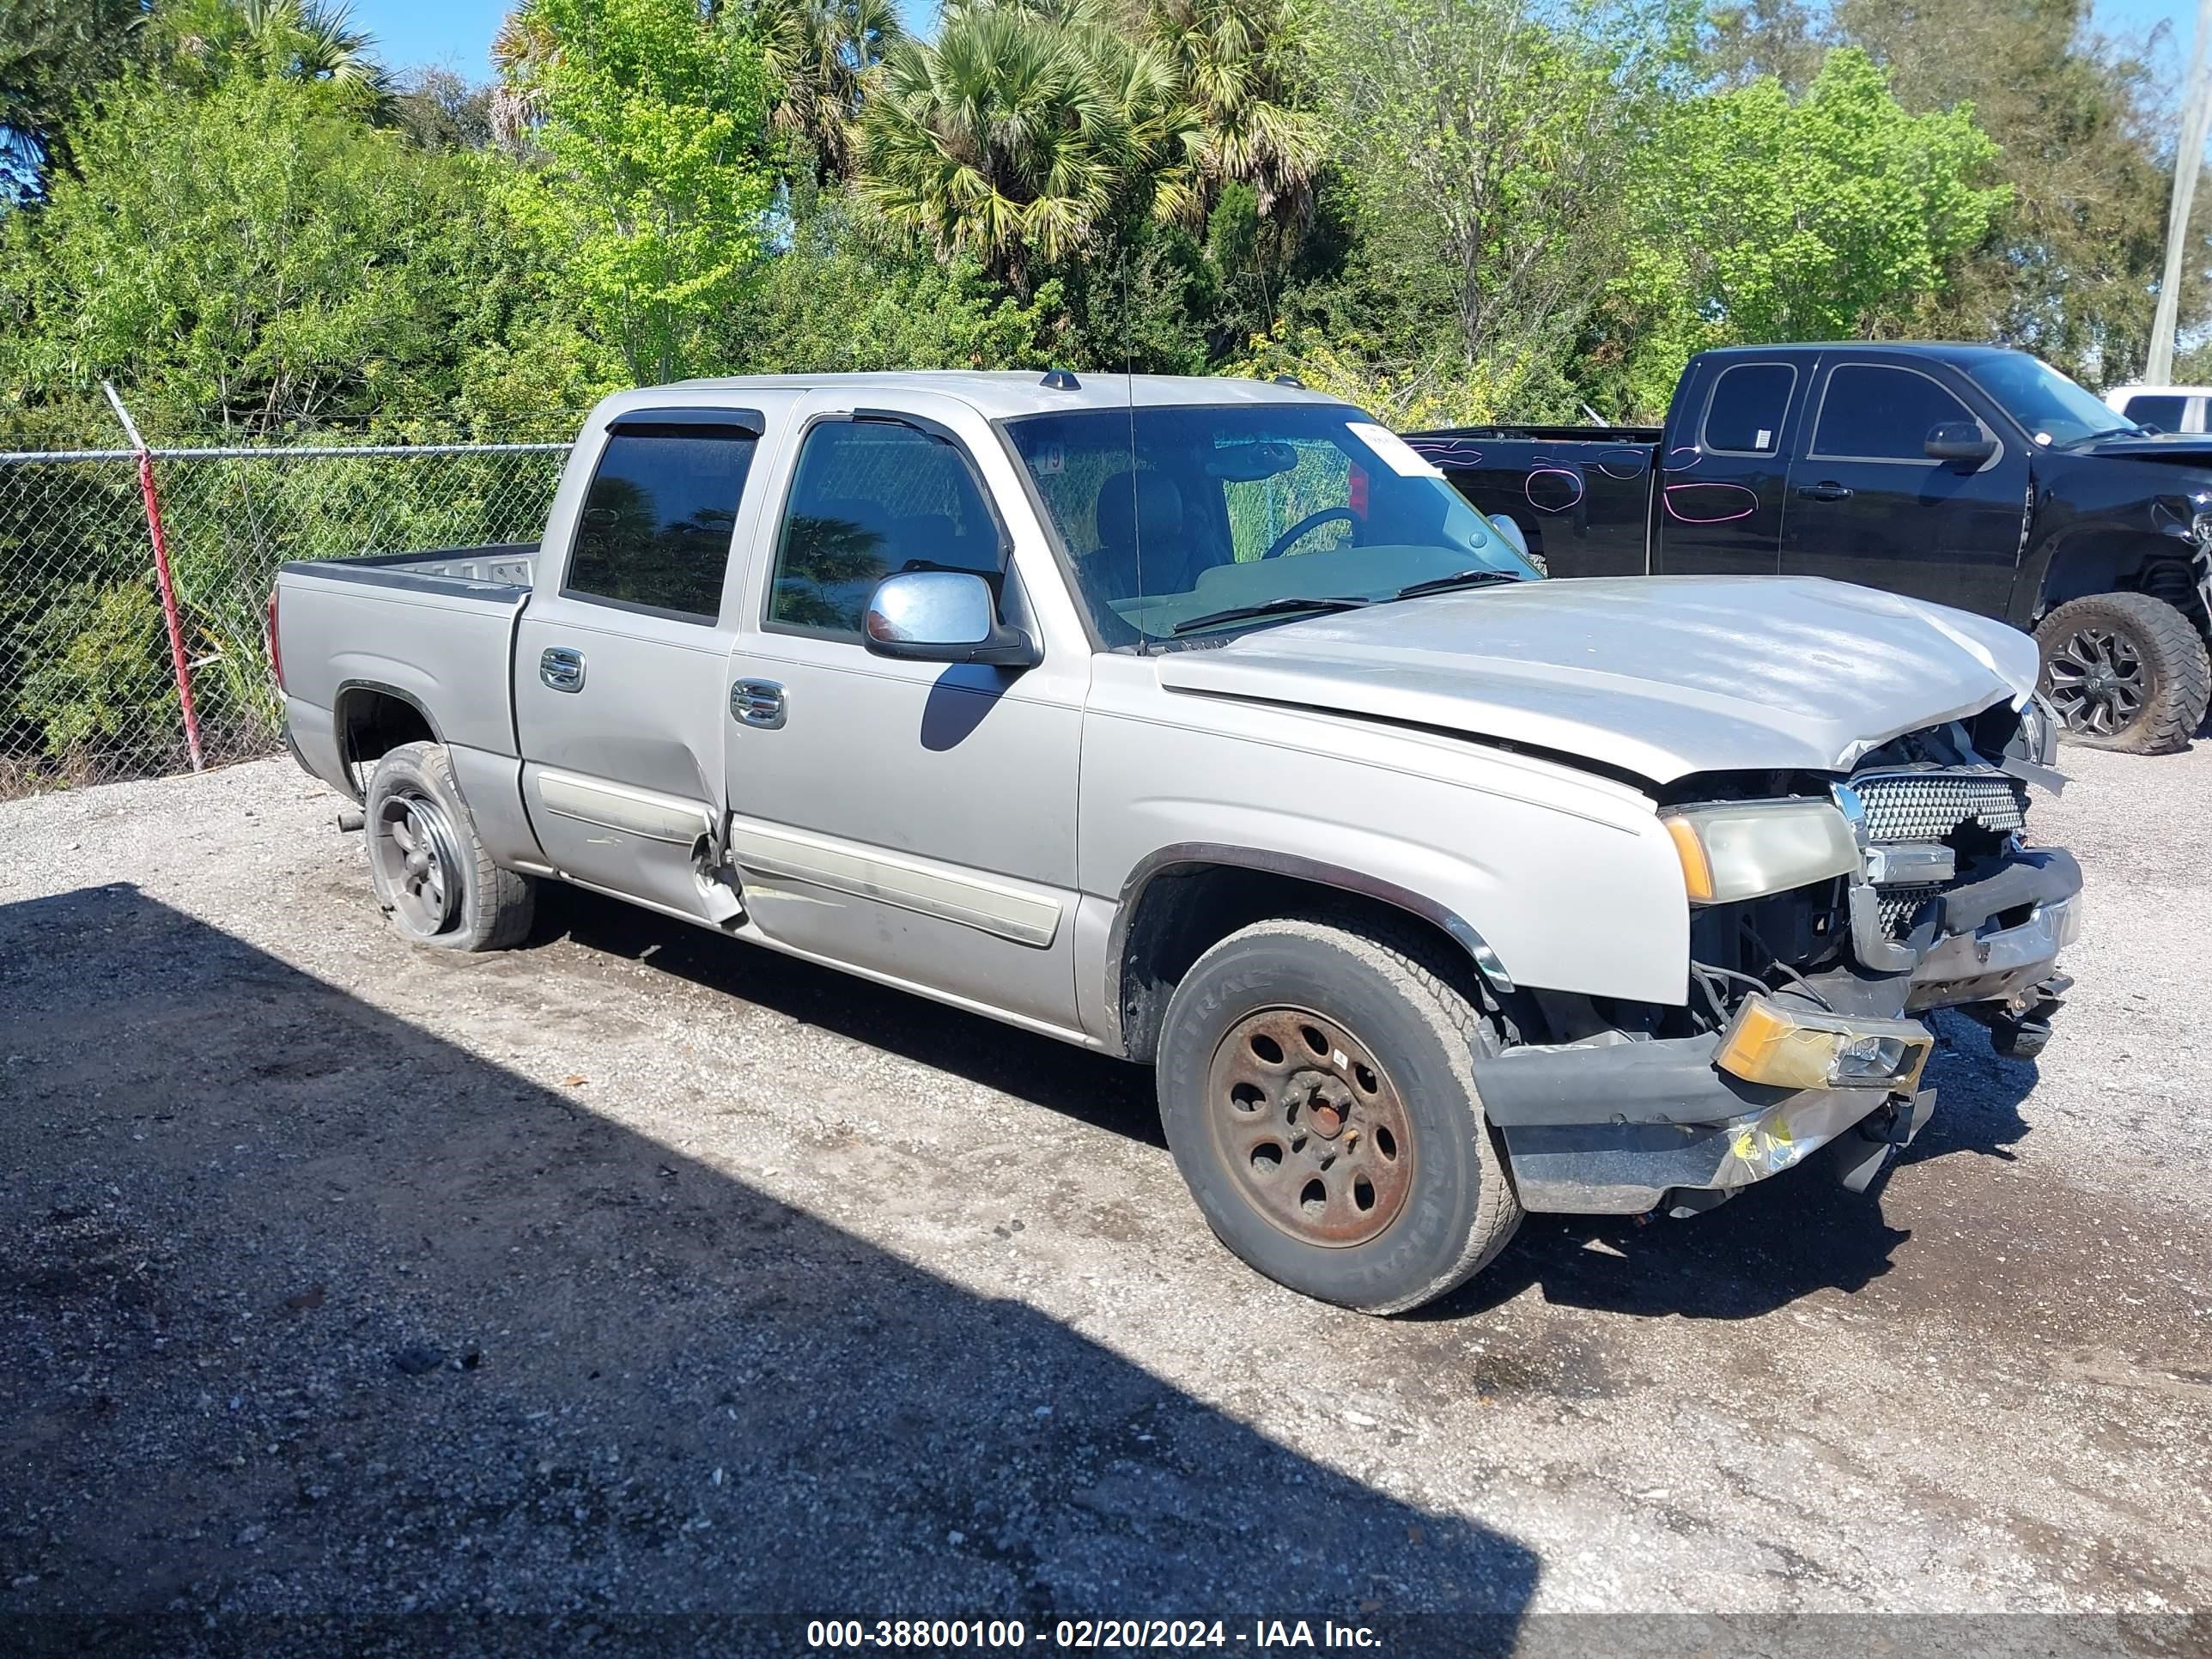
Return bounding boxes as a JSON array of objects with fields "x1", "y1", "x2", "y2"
[{"x1": 2148, "y1": 0, "x2": 2212, "y2": 386}]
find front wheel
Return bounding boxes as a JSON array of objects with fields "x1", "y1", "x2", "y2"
[
  {"x1": 363, "y1": 741, "x2": 535, "y2": 951},
  {"x1": 2035, "y1": 592, "x2": 2210, "y2": 754},
  {"x1": 1155, "y1": 915, "x2": 1522, "y2": 1314}
]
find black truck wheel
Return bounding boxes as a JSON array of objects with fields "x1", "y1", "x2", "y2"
[
  {"x1": 2035, "y1": 592, "x2": 2210, "y2": 754},
  {"x1": 363, "y1": 741, "x2": 536, "y2": 951},
  {"x1": 1155, "y1": 915, "x2": 1522, "y2": 1314}
]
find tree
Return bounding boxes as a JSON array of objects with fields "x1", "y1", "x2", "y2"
[
  {"x1": 1833, "y1": 0, "x2": 2185, "y2": 386},
  {"x1": 156, "y1": 0, "x2": 389, "y2": 93},
  {"x1": 1146, "y1": 0, "x2": 1323, "y2": 223},
  {"x1": 0, "y1": 72, "x2": 569, "y2": 438},
  {"x1": 0, "y1": 0, "x2": 147, "y2": 201},
  {"x1": 758, "y1": 0, "x2": 903, "y2": 187},
  {"x1": 859, "y1": 0, "x2": 1194, "y2": 295},
  {"x1": 495, "y1": 0, "x2": 775, "y2": 383},
  {"x1": 1307, "y1": 0, "x2": 1686, "y2": 419},
  {"x1": 1605, "y1": 47, "x2": 2008, "y2": 412}
]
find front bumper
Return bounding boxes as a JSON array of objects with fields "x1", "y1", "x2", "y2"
[
  {"x1": 1475, "y1": 1028, "x2": 1929, "y2": 1214},
  {"x1": 1474, "y1": 845, "x2": 2082, "y2": 1216}
]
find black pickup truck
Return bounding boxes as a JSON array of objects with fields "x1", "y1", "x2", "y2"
[{"x1": 1407, "y1": 343, "x2": 2212, "y2": 753}]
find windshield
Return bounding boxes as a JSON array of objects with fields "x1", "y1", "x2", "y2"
[
  {"x1": 1966, "y1": 354, "x2": 2139, "y2": 447},
  {"x1": 1001, "y1": 403, "x2": 1536, "y2": 647}
]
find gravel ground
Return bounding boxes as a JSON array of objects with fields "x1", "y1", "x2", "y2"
[{"x1": 1, "y1": 741, "x2": 2208, "y2": 1652}]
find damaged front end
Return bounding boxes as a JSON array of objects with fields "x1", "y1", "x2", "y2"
[{"x1": 1473, "y1": 701, "x2": 2082, "y2": 1217}]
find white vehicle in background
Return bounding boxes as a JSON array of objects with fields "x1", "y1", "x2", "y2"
[{"x1": 2100, "y1": 384, "x2": 2212, "y2": 434}]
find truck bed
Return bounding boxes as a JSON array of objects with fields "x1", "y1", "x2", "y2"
[
  {"x1": 281, "y1": 542, "x2": 540, "y2": 592},
  {"x1": 1403, "y1": 429, "x2": 1659, "y2": 579},
  {"x1": 274, "y1": 543, "x2": 543, "y2": 799}
]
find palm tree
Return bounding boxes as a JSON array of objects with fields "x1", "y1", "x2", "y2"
[
  {"x1": 758, "y1": 0, "x2": 904, "y2": 186},
  {"x1": 859, "y1": 0, "x2": 1191, "y2": 294},
  {"x1": 489, "y1": 0, "x2": 558, "y2": 149},
  {"x1": 161, "y1": 0, "x2": 387, "y2": 93},
  {"x1": 1146, "y1": 0, "x2": 1322, "y2": 222}
]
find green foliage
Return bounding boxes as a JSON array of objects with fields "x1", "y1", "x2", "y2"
[
  {"x1": 759, "y1": 0, "x2": 904, "y2": 186},
  {"x1": 723, "y1": 204, "x2": 1063, "y2": 371},
  {"x1": 0, "y1": 71, "x2": 574, "y2": 439},
  {"x1": 1605, "y1": 46, "x2": 2008, "y2": 412},
  {"x1": 497, "y1": 0, "x2": 776, "y2": 384},
  {"x1": 0, "y1": 0, "x2": 147, "y2": 196},
  {"x1": 15, "y1": 579, "x2": 176, "y2": 761},
  {"x1": 860, "y1": 0, "x2": 1194, "y2": 294}
]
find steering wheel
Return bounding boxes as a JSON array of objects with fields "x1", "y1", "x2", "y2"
[{"x1": 1261, "y1": 506, "x2": 1357, "y2": 559}]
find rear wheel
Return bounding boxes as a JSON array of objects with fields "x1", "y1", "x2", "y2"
[
  {"x1": 363, "y1": 741, "x2": 535, "y2": 951},
  {"x1": 1155, "y1": 915, "x2": 1522, "y2": 1314},
  {"x1": 2035, "y1": 592, "x2": 2209, "y2": 754}
]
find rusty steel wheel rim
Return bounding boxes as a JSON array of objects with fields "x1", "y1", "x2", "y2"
[{"x1": 1205, "y1": 1006, "x2": 1415, "y2": 1249}]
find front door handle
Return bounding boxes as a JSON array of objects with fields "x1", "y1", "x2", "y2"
[
  {"x1": 539, "y1": 647, "x2": 586, "y2": 692},
  {"x1": 1796, "y1": 482, "x2": 1855, "y2": 502},
  {"x1": 732, "y1": 678, "x2": 787, "y2": 729}
]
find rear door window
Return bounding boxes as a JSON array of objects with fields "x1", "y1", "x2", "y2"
[
  {"x1": 1702, "y1": 363, "x2": 1796, "y2": 455},
  {"x1": 565, "y1": 421, "x2": 759, "y2": 621},
  {"x1": 1809, "y1": 365, "x2": 1977, "y2": 462}
]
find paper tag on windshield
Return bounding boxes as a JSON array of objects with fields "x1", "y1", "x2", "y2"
[{"x1": 1348, "y1": 422, "x2": 1446, "y2": 479}]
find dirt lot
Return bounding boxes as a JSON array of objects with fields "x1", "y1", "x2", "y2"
[{"x1": 2, "y1": 740, "x2": 2208, "y2": 1651}]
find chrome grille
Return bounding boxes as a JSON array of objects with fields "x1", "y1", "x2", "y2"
[
  {"x1": 1877, "y1": 884, "x2": 1942, "y2": 939},
  {"x1": 1851, "y1": 770, "x2": 2027, "y2": 844}
]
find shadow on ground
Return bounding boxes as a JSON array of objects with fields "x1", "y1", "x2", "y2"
[
  {"x1": 546, "y1": 885, "x2": 2040, "y2": 1329},
  {"x1": 0, "y1": 885, "x2": 1535, "y2": 1650}
]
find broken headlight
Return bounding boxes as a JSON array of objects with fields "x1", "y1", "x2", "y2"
[{"x1": 1715, "y1": 994, "x2": 1934, "y2": 1092}]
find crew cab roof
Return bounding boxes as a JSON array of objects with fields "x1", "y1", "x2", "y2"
[
  {"x1": 653, "y1": 371, "x2": 1344, "y2": 422},
  {"x1": 1690, "y1": 342, "x2": 2030, "y2": 369}
]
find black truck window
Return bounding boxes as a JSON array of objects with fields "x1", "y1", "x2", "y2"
[
  {"x1": 1810, "y1": 365, "x2": 1975, "y2": 463},
  {"x1": 565, "y1": 426, "x2": 758, "y2": 622},
  {"x1": 1701, "y1": 363, "x2": 1795, "y2": 455},
  {"x1": 2121, "y1": 392, "x2": 2187, "y2": 430}
]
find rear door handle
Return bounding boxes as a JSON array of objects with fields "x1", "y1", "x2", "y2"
[
  {"x1": 1796, "y1": 482, "x2": 1854, "y2": 502},
  {"x1": 539, "y1": 647, "x2": 586, "y2": 692},
  {"x1": 731, "y1": 678, "x2": 787, "y2": 729}
]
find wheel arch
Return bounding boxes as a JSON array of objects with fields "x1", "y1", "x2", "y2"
[
  {"x1": 2031, "y1": 526, "x2": 2206, "y2": 626},
  {"x1": 1105, "y1": 844, "x2": 1516, "y2": 1065},
  {"x1": 332, "y1": 680, "x2": 442, "y2": 800}
]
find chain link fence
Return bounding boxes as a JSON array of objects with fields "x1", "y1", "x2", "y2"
[{"x1": 0, "y1": 439, "x2": 571, "y2": 799}]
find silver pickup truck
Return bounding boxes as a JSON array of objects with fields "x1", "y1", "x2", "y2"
[{"x1": 273, "y1": 372, "x2": 2081, "y2": 1313}]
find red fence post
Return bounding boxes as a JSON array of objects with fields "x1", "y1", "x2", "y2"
[{"x1": 103, "y1": 383, "x2": 204, "y2": 773}]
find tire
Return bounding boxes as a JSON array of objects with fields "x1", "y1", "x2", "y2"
[
  {"x1": 2035, "y1": 592, "x2": 2210, "y2": 755},
  {"x1": 363, "y1": 741, "x2": 535, "y2": 951},
  {"x1": 1155, "y1": 915, "x2": 1522, "y2": 1314}
]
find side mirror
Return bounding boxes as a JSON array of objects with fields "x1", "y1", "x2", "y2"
[
  {"x1": 1490, "y1": 513, "x2": 1531, "y2": 559},
  {"x1": 862, "y1": 570, "x2": 1040, "y2": 669},
  {"x1": 1925, "y1": 422, "x2": 1996, "y2": 465}
]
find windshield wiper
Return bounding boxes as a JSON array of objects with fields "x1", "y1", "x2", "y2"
[
  {"x1": 1170, "y1": 595, "x2": 1373, "y2": 635},
  {"x1": 2055, "y1": 426, "x2": 2139, "y2": 449},
  {"x1": 1389, "y1": 568, "x2": 1523, "y2": 601}
]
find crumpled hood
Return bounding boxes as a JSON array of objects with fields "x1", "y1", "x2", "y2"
[{"x1": 1152, "y1": 575, "x2": 2039, "y2": 786}]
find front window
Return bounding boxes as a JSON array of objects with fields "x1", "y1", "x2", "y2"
[
  {"x1": 1965, "y1": 354, "x2": 2137, "y2": 448},
  {"x1": 767, "y1": 418, "x2": 1005, "y2": 640},
  {"x1": 1003, "y1": 404, "x2": 1535, "y2": 647},
  {"x1": 1809, "y1": 366, "x2": 1979, "y2": 462}
]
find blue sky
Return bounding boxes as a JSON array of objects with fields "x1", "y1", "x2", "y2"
[
  {"x1": 356, "y1": 0, "x2": 936, "y2": 76},
  {"x1": 352, "y1": 0, "x2": 2192, "y2": 82}
]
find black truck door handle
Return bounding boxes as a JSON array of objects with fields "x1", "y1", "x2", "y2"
[{"x1": 1796, "y1": 482, "x2": 1854, "y2": 502}]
